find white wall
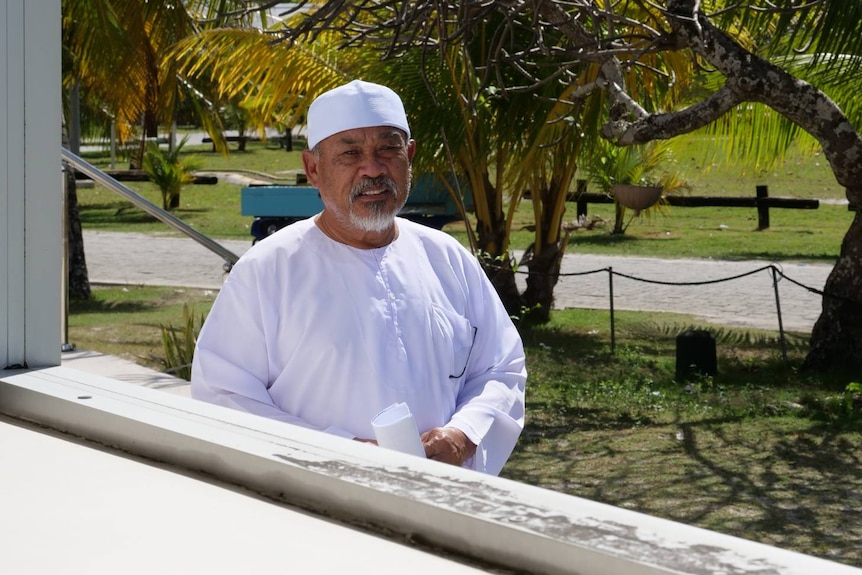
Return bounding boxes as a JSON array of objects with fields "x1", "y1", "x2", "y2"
[{"x1": 0, "y1": 0, "x2": 62, "y2": 369}]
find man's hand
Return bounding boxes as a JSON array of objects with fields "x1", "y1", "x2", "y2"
[{"x1": 421, "y1": 427, "x2": 476, "y2": 467}]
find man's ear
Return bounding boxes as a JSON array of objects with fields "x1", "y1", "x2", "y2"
[
  {"x1": 407, "y1": 139, "x2": 416, "y2": 163},
  {"x1": 302, "y1": 150, "x2": 320, "y2": 187}
]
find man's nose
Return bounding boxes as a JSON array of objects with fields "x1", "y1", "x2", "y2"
[{"x1": 357, "y1": 151, "x2": 388, "y2": 178}]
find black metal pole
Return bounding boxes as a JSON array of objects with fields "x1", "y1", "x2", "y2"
[
  {"x1": 609, "y1": 267, "x2": 616, "y2": 354},
  {"x1": 771, "y1": 266, "x2": 788, "y2": 364}
]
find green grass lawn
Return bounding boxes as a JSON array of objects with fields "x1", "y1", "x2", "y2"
[
  {"x1": 68, "y1": 285, "x2": 214, "y2": 370},
  {"x1": 78, "y1": 137, "x2": 851, "y2": 261},
  {"x1": 71, "y1": 137, "x2": 862, "y2": 568},
  {"x1": 503, "y1": 309, "x2": 862, "y2": 567}
]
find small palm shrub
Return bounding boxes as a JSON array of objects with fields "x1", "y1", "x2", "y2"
[
  {"x1": 583, "y1": 141, "x2": 688, "y2": 234},
  {"x1": 160, "y1": 303, "x2": 206, "y2": 381},
  {"x1": 142, "y1": 135, "x2": 201, "y2": 210}
]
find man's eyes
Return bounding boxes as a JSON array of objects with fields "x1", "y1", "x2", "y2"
[
  {"x1": 380, "y1": 144, "x2": 408, "y2": 155},
  {"x1": 338, "y1": 146, "x2": 403, "y2": 157}
]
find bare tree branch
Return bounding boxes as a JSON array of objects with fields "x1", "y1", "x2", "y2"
[
  {"x1": 602, "y1": 84, "x2": 741, "y2": 143},
  {"x1": 661, "y1": 0, "x2": 862, "y2": 190}
]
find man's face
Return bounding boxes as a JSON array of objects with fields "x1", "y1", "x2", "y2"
[{"x1": 303, "y1": 126, "x2": 415, "y2": 234}]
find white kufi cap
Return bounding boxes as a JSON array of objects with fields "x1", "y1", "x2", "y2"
[{"x1": 306, "y1": 80, "x2": 410, "y2": 150}]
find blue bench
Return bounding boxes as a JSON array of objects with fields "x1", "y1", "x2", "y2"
[{"x1": 241, "y1": 174, "x2": 473, "y2": 242}]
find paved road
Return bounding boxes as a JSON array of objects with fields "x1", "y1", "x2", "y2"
[{"x1": 82, "y1": 230, "x2": 832, "y2": 333}]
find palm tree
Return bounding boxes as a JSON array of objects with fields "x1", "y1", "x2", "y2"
[
  {"x1": 173, "y1": 1, "x2": 862, "y2": 366},
  {"x1": 62, "y1": 0, "x2": 274, "y2": 300},
  {"x1": 381, "y1": 7, "x2": 696, "y2": 320},
  {"x1": 402, "y1": 43, "x2": 596, "y2": 319},
  {"x1": 171, "y1": 3, "x2": 697, "y2": 320},
  {"x1": 63, "y1": 0, "x2": 265, "y2": 153}
]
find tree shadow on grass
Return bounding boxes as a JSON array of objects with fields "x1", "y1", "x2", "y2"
[
  {"x1": 80, "y1": 201, "x2": 160, "y2": 226},
  {"x1": 720, "y1": 250, "x2": 838, "y2": 263},
  {"x1": 618, "y1": 320, "x2": 854, "y2": 390},
  {"x1": 69, "y1": 299, "x2": 153, "y2": 314},
  {"x1": 520, "y1": 326, "x2": 608, "y2": 357},
  {"x1": 505, "y1": 396, "x2": 862, "y2": 566},
  {"x1": 517, "y1": 403, "x2": 658, "y2": 443},
  {"x1": 568, "y1": 233, "x2": 639, "y2": 248},
  {"x1": 505, "y1": 314, "x2": 862, "y2": 564},
  {"x1": 566, "y1": 232, "x2": 838, "y2": 263},
  {"x1": 173, "y1": 207, "x2": 210, "y2": 214},
  {"x1": 80, "y1": 202, "x2": 212, "y2": 227},
  {"x1": 664, "y1": 420, "x2": 862, "y2": 565}
]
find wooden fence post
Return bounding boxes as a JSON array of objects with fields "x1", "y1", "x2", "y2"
[
  {"x1": 756, "y1": 185, "x2": 769, "y2": 229},
  {"x1": 576, "y1": 179, "x2": 589, "y2": 218}
]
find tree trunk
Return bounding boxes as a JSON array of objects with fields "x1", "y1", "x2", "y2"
[
  {"x1": 62, "y1": 113, "x2": 91, "y2": 301},
  {"x1": 612, "y1": 202, "x2": 625, "y2": 235},
  {"x1": 65, "y1": 167, "x2": 91, "y2": 301},
  {"x1": 521, "y1": 241, "x2": 562, "y2": 323},
  {"x1": 473, "y1": 176, "x2": 523, "y2": 316},
  {"x1": 804, "y1": 211, "x2": 862, "y2": 370},
  {"x1": 520, "y1": 180, "x2": 569, "y2": 323},
  {"x1": 480, "y1": 251, "x2": 522, "y2": 317},
  {"x1": 476, "y1": 216, "x2": 522, "y2": 316}
]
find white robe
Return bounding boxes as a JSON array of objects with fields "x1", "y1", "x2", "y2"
[{"x1": 191, "y1": 217, "x2": 527, "y2": 475}]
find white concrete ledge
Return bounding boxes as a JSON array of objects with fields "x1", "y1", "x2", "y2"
[
  {"x1": 2, "y1": 366, "x2": 859, "y2": 575},
  {"x1": 0, "y1": 416, "x2": 494, "y2": 575}
]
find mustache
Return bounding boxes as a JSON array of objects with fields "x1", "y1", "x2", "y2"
[{"x1": 349, "y1": 176, "x2": 398, "y2": 202}]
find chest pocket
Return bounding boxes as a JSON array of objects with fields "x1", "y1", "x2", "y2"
[{"x1": 430, "y1": 304, "x2": 476, "y2": 382}]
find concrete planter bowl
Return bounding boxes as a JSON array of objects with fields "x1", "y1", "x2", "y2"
[{"x1": 611, "y1": 184, "x2": 663, "y2": 215}]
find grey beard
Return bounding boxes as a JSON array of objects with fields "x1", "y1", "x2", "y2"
[{"x1": 347, "y1": 175, "x2": 410, "y2": 232}]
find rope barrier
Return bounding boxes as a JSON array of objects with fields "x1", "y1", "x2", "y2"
[
  {"x1": 610, "y1": 265, "x2": 775, "y2": 287},
  {"x1": 482, "y1": 257, "x2": 857, "y2": 365},
  {"x1": 487, "y1": 260, "x2": 854, "y2": 304}
]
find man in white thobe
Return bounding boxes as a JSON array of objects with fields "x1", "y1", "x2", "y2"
[{"x1": 191, "y1": 80, "x2": 526, "y2": 475}]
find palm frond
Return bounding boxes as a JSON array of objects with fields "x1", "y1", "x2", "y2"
[{"x1": 171, "y1": 27, "x2": 352, "y2": 128}]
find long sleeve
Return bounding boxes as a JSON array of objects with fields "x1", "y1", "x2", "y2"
[
  {"x1": 190, "y1": 257, "x2": 355, "y2": 439},
  {"x1": 441, "y1": 249, "x2": 527, "y2": 475}
]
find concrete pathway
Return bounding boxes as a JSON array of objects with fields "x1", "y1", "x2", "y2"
[
  {"x1": 551, "y1": 254, "x2": 829, "y2": 333},
  {"x1": 82, "y1": 230, "x2": 833, "y2": 333}
]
